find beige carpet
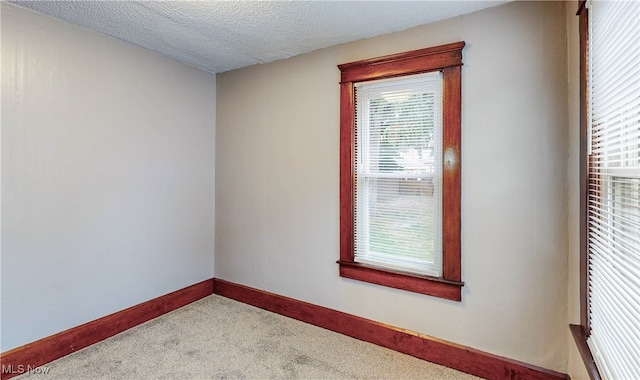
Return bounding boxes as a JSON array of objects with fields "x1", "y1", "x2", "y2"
[{"x1": 17, "y1": 295, "x2": 480, "y2": 379}]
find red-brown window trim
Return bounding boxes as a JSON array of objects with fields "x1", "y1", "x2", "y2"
[
  {"x1": 337, "y1": 42, "x2": 464, "y2": 301},
  {"x1": 569, "y1": 2, "x2": 600, "y2": 379}
]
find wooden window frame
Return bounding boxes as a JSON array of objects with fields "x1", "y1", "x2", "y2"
[
  {"x1": 568, "y1": 2, "x2": 601, "y2": 379},
  {"x1": 337, "y1": 42, "x2": 465, "y2": 301}
]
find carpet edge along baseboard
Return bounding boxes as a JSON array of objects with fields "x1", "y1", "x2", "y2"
[
  {"x1": 0, "y1": 279, "x2": 214, "y2": 380},
  {"x1": 213, "y1": 279, "x2": 569, "y2": 380},
  {"x1": 1, "y1": 278, "x2": 569, "y2": 380}
]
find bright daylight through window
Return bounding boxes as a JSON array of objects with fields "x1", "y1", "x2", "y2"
[
  {"x1": 572, "y1": 1, "x2": 640, "y2": 379},
  {"x1": 354, "y1": 73, "x2": 443, "y2": 277},
  {"x1": 338, "y1": 42, "x2": 464, "y2": 301}
]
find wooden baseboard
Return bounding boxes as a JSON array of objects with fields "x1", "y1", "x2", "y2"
[
  {"x1": 0, "y1": 279, "x2": 214, "y2": 380},
  {"x1": 214, "y1": 279, "x2": 568, "y2": 380},
  {"x1": 1, "y1": 278, "x2": 568, "y2": 380}
]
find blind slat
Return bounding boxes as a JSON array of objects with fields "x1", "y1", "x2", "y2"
[
  {"x1": 587, "y1": 1, "x2": 640, "y2": 379},
  {"x1": 354, "y1": 72, "x2": 443, "y2": 276}
]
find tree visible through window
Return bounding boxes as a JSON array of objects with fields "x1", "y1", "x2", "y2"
[
  {"x1": 338, "y1": 42, "x2": 464, "y2": 301},
  {"x1": 354, "y1": 73, "x2": 443, "y2": 277}
]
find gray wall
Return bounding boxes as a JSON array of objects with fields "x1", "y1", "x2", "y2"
[
  {"x1": 1, "y1": 1, "x2": 590, "y2": 376},
  {"x1": 1, "y1": 3, "x2": 216, "y2": 351},
  {"x1": 216, "y1": 1, "x2": 569, "y2": 372}
]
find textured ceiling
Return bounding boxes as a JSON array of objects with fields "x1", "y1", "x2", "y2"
[{"x1": 11, "y1": 1, "x2": 508, "y2": 74}]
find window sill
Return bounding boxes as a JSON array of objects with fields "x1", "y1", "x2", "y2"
[
  {"x1": 569, "y1": 324, "x2": 601, "y2": 380},
  {"x1": 337, "y1": 261, "x2": 463, "y2": 301}
]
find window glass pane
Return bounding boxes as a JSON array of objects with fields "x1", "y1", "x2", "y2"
[
  {"x1": 586, "y1": 1, "x2": 640, "y2": 378},
  {"x1": 354, "y1": 72, "x2": 443, "y2": 276}
]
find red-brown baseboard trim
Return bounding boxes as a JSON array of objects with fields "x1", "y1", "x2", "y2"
[
  {"x1": 0, "y1": 279, "x2": 214, "y2": 380},
  {"x1": 214, "y1": 279, "x2": 568, "y2": 380}
]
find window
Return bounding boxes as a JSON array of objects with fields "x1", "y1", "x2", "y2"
[
  {"x1": 572, "y1": 1, "x2": 640, "y2": 379},
  {"x1": 338, "y1": 42, "x2": 464, "y2": 301}
]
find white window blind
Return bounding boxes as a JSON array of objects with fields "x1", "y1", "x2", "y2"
[
  {"x1": 587, "y1": 1, "x2": 640, "y2": 379},
  {"x1": 354, "y1": 72, "x2": 443, "y2": 276}
]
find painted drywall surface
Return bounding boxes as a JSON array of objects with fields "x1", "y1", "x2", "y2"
[
  {"x1": 216, "y1": 1, "x2": 569, "y2": 372},
  {"x1": 1, "y1": 3, "x2": 215, "y2": 351}
]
